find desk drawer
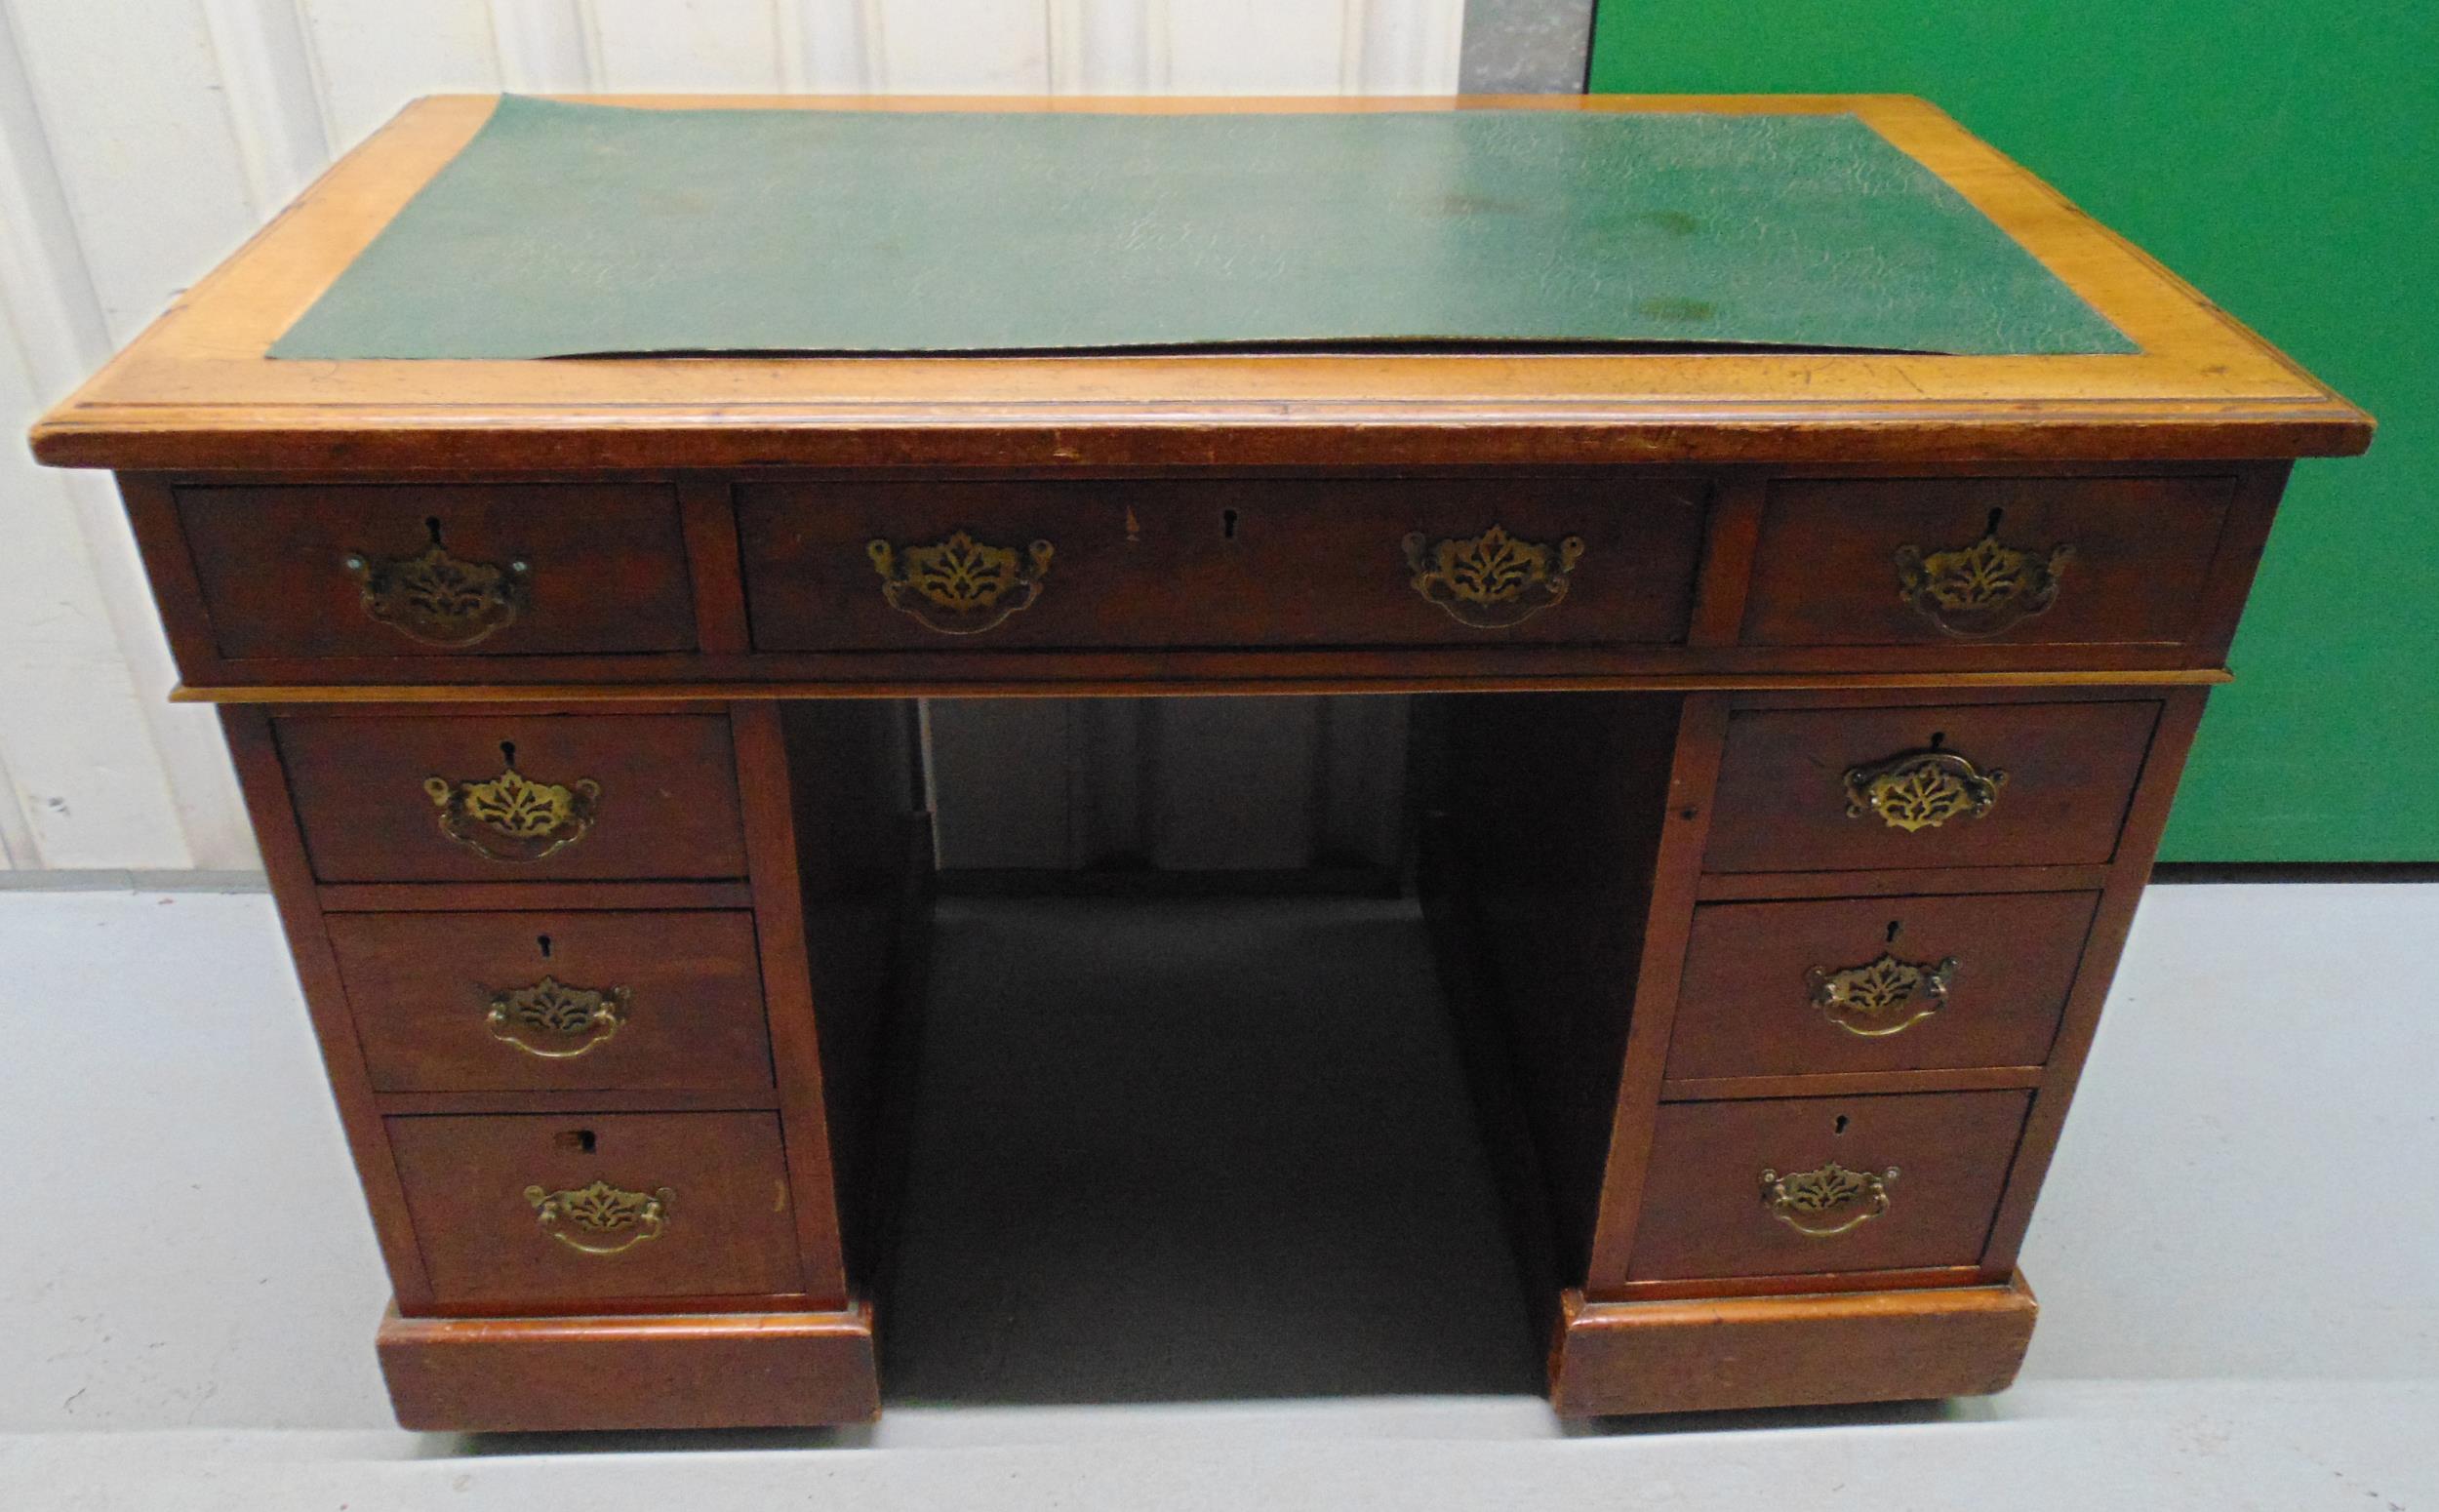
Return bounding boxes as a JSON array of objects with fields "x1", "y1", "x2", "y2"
[
  {"x1": 1702, "y1": 700, "x2": 2161, "y2": 874},
  {"x1": 1666, "y1": 892, "x2": 2099, "y2": 1081},
  {"x1": 329, "y1": 911, "x2": 773, "y2": 1094},
  {"x1": 388, "y1": 1112, "x2": 801, "y2": 1309},
  {"x1": 180, "y1": 485, "x2": 697, "y2": 658},
  {"x1": 738, "y1": 477, "x2": 1704, "y2": 651},
  {"x1": 1739, "y1": 476, "x2": 2234, "y2": 648},
  {"x1": 1629, "y1": 1091, "x2": 2030, "y2": 1280},
  {"x1": 276, "y1": 713, "x2": 748, "y2": 883}
]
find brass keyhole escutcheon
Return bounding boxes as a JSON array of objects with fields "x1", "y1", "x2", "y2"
[
  {"x1": 1761, "y1": 1161, "x2": 1899, "y2": 1238},
  {"x1": 525, "y1": 1179, "x2": 673, "y2": 1255},
  {"x1": 1844, "y1": 748, "x2": 2006, "y2": 832},
  {"x1": 424, "y1": 742, "x2": 601, "y2": 862},
  {"x1": 1807, "y1": 952, "x2": 1959, "y2": 1037},
  {"x1": 1403, "y1": 526, "x2": 1584, "y2": 628},
  {"x1": 345, "y1": 516, "x2": 530, "y2": 646},
  {"x1": 867, "y1": 531, "x2": 1054, "y2": 634},
  {"x1": 1896, "y1": 508, "x2": 2072, "y2": 639},
  {"x1": 487, "y1": 976, "x2": 631, "y2": 1057}
]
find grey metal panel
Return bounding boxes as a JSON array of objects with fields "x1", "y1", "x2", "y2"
[
  {"x1": 1069, "y1": 698, "x2": 1156, "y2": 867},
  {"x1": 1318, "y1": 695, "x2": 1413, "y2": 865},
  {"x1": 1149, "y1": 696, "x2": 1326, "y2": 871},
  {"x1": 925, "y1": 696, "x2": 1411, "y2": 873},
  {"x1": 1459, "y1": 0, "x2": 1597, "y2": 94},
  {"x1": 924, "y1": 699, "x2": 1077, "y2": 869}
]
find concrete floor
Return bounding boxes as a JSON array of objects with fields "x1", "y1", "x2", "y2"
[{"x1": 2, "y1": 882, "x2": 2434, "y2": 1507}]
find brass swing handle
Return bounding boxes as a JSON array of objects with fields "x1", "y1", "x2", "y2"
[
  {"x1": 868, "y1": 531, "x2": 1054, "y2": 635},
  {"x1": 1807, "y1": 952, "x2": 1959, "y2": 1038},
  {"x1": 1761, "y1": 1162, "x2": 1899, "y2": 1238},
  {"x1": 345, "y1": 541, "x2": 530, "y2": 647},
  {"x1": 1404, "y1": 526, "x2": 1585, "y2": 628},
  {"x1": 487, "y1": 976, "x2": 631, "y2": 1057},
  {"x1": 1896, "y1": 530, "x2": 2072, "y2": 639},
  {"x1": 525, "y1": 1179, "x2": 673, "y2": 1255},
  {"x1": 423, "y1": 766, "x2": 600, "y2": 862},
  {"x1": 1843, "y1": 748, "x2": 2007, "y2": 833}
]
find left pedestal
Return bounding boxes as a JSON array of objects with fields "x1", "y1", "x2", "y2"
[{"x1": 222, "y1": 699, "x2": 922, "y2": 1431}]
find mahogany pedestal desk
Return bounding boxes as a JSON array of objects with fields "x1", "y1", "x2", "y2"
[{"x1": 31, "y1": 94, "x2": 2370, "y2": 1430}]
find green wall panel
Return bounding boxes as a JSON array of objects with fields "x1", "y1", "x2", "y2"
[{"x1": 1590, "y1": 4, "x2": 2438, "y2": 860}]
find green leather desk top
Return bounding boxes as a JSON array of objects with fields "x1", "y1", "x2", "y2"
[{"x1": 270, "y1": 98, "x2": 2133, "y2": 362}]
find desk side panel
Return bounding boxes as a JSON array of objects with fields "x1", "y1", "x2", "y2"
[
  {"x1": 1419, "y1": 692, "x2": 1681, "y2": 1290},
  {"x1": 777, "y1": 698, "x2": 931, "y2": 1293},
  {"x1": 216, "y1": 705, "x2": 437, "y2": 1309}
]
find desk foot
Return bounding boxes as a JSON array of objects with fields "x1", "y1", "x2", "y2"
[
  {"x1": 377, "y1": 1300, "x2": 879, "y2": 1432},
  {"x1": 1549, "y1": 1270, "x2": 2037, "y2": 1417}
]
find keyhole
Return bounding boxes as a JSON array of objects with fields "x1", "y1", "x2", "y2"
[
  {"x1": 555, "y1": 1129, "x2": 596, "y2": 1154},
  {"x1": 1929, "y1": 731, "x2": 1946, "y2": 749},
  {"x1": 1886, "y1": 919, "x2": 1902, "y2": 944},
  {"x1": 1220, "y1": 508, "x2": 1239, "y2": 541},
  {"x1": 499, "y1": 740, "x2": 517, "y2": 767},
  {"x1": 425, "y1": 516, "x2": 444, "y2": 545},
  {"x1": 1984, "y1": 506, "x2": 2005, "y2": 537},
  {"x1": 1833, "y1": 1115, "x2": 1850, "y2": 1135},
  {"x1": 537, "y1": 934, "x2": 553, "y2": 959}
]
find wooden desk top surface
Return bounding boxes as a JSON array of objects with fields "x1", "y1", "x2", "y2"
[{"x1": 31, "y1": 94, "x2": 2369, "y2": 473}]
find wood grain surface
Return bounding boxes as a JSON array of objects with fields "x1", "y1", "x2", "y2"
[
  {"x1": 326, "y1": 908, "x2": 773, "y2": 1094},
  {"x1": 386, "y1": 1109, "x2": 802, "y2": 1310},
  {"x1": 1665, "y1": 890, "x2": 2099, "y2": 1080}
]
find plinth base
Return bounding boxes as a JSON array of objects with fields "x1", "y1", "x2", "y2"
[
  {"x1": 1550, "y1": 1272, "x2": 2038, "y2": 1417},
  {"x1": 378, "y1": 1302, "x2": 879, "y2": 1432}
]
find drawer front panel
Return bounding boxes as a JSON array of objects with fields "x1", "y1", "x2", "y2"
[
  {"x1": 1740, "y1": 476, "x2": 2234, "y2": 648},
  {"x1": 1702, "y1": 700, "x2": 2161, "y2": 874},
  {"x1": 180, "y1": 485, "x2": 697, "y2": 658},
  {"x1": 329, "y1": 911, "x2": 773, "y2": 1094},
  {"x1": 277, "y1": 714, "x2": 748, "y2": 883},
  {"x1": 739, "y1": 477, "x2": 1705, "y2": 651},
  {"x1": 1630, "y1": 1091, "x2": 2031, "y2": 1281},
  {"x1": 1667, "y1": 892, "x2": 2100, "y2": 1080},
  {"x1": 388, "y1": 1112, "x2": 801, "y2": 1308}
]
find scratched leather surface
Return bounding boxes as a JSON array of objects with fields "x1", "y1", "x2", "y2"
[{"x1": 270, "y1": 97, "x2": 2137, "y2": 360}]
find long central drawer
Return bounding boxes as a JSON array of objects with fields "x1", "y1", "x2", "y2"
[{"x1": 737, "y1": 477, "x2": 1707, "y2": 651}]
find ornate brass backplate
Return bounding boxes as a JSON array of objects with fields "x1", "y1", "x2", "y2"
[
  {"x1": 1761, "y1": 1161, "x2": 1899, "y2": 1238},
  {"x1": 344, "y1": 541, "x2": 529, "y2": 646},
  {"x1": 423, "y1": 765, "x2": 601, "y2": 862},
  {"x1": 1402, "y1": 526, "x2": 1585, "y2": 628},
  {"x1": 487, "y1": 975, "x2": 631, "y2": 1057},
  {"x1": 867, "y1": 531, "x2": 1054, "y2": 634},
  {"x1": 524, "y1": 1179, "x2": 673, "y2": 1255},
  {"x1": 1807, "y1": 952, "x2": 1960, "y2": 1037},
  {"x1": 1895, "y1": 531, "x2": 2072, "y2": 639},
  {"x1": 1844, "y1": 749, "x2": 2007, "y2": 833}
]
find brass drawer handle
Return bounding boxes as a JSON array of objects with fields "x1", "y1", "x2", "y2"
[
  {"x1": 1403, "y1": 526, "x2": 1584, "y2": 628},
  {"x1": 867, "y1": 531, "x2": 1054, "y2": 634},
  {"x1": 1896, "y1": 525, "x2": 2072, "y2": 639},
  {"x1": 487, "y1": 975, "x2": 631, "y2": 1057},
  {"x1": 423, "y1": 756, "x2": 601, "y2": 862},
  {"x1": 1808, "y1": 952, "x2": 1959, "y2": 1037},
  {"x1": 525, "y1": 1179, "x2": 672, "y2": 1255},
  {"x1": 1761, "y1": 1161, "x2": 1899, "y2": 1238},
  {"x1": 343, "y1": 531, "x2": 530, "y2": 647},
  {"x1": 1844, "y1": 748, "x2": 2007, "y2": 832}
]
